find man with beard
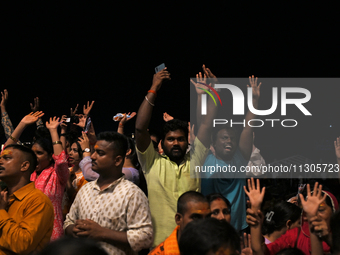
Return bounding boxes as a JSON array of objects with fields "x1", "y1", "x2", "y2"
[
  {"x1": 64, "y1": 131, "x2": 153, "y2": 255},
  {"x1": 135, "y1": 65, "x2": 217, "y2": 247}
]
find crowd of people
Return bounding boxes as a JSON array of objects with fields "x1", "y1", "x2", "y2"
[{"x1": 0, "y1": 65, "x2": 339, "y2": 255}]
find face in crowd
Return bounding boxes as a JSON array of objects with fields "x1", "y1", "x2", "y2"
[
  {"x1": 176, "y1": 200, "x2": 211, "y2": 234},
  {"x1": 162, "y1": 129, "x2": 188, "y2": 163},
  {"x1": 31, "y1": 143, "x2": 53, "y2": 173},
  {"x1": 68, "y1": 142, "x2": 81, "y2": 166},
  {"x1": 213, "y1": 128, "x2": 238, "y2": 161},
  {"x1": 210, "y1": 197, "x2": 231, "y2": 223}
]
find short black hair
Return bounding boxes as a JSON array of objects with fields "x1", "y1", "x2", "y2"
[
  {"x1": 206, "y1": 193, "x2": 231, "y2": 210},
  {"x1": 4, "y1": 144, "x2": 37, "y2": 173},
  {"x1": 38, "y1": 236, "x2": 108, "y2": 255},
  {"x1": 97, "y1": 131, "x2": 128, "y2": 158},
  {"x1": 177, "y1": 191, "x2": 208, "y2": 215},
  {"x1": 161, "y1": 119, "x2": 188, "y2": 143},
  {"x1": 179, "y1": 218, "x2": 240, "y2": 255}
]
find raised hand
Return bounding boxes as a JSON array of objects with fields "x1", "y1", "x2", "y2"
[
  {"x1": 244, "y1": 178, "x2": 265, "y2": 210},
  {"x1": 240, "y1": 233, "x2": 253, "y2": 255},
  {"x1": 46, "y1": 116, "x2": 61, "y2": 130},
  {"x1": 163, "y1": 112, "x2": 174, "y2": 122},
  {"x1": 120, "y1": 112, "x2": 136, "y2": 125},
  {"x1": 248, "y1": 75, "x2": 262, "y2": 100},
  {"x1": 1, "y1": 89, "x2": 8, "y2": 110},
  {"x1": 74, "y1": 114, "x2": 86, "y2": 129},
  {"x1": 60, "y1": 115, "x2": 68, "y2": 130},
  {"x1": 189, "y1": 122, "x2": 195, "y2": 145},
  {"x1": 190, "y1": 71, "x2": 208, "y2": 95},
  {"x1": 83, "y1": 101, "x2": 95, "y2": 116},
  {"x1": 151, "y1": 68, "x2": 171, "y2": 91},
  {"x1": 70, "y1": 104, "x2": 79, "y2": 117},
  {"x1": 21, "y1": 111, "x2": 44, "y2": 126},
  {"x1": 30, "y1": 97, "x2": 40, "y2": 112},
  {"x1": 78, "y1": 132, "x2": 90, "y2": 152},
  {"x1": 202, "y1": 64, "x2": 218, "y2": 83},
  {"x1": 334, "y1": 136, "x2": 340, "y2": 160},
  {"x1": 299, "y1": 182, "x2": 326, "y2": 218}
]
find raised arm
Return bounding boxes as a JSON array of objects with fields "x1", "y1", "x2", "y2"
[
  {"x1": 46, "y1": 117, "x2": 63, "y2": 156},
  {"x1": 59, "y1": 115, "x2": 68, "y2": 153},
  {"x1": 30, "y1": 97, "x2": 44, "y2": 128},
  {"x1": 334, "y1": 137, "x2": 340, "y2": 179},
  {"x1": 195, "y1": 65, "x2": 219, "y2": 148},
  {"x1": 1, "y1": 89, "x2": 16, "y2": 140},
  {"x1": 190, "y1": 71, "x2": 207, "y2": 128},
  {"x1": 239, "y1": 76, "x2": 262, "y2": 161},
  {"x1": 299, "y1": 183, "x2": 327, "y2": 255},
  {"x1": 244, "y1": 178, "x2": 266, "y2": 255},
  {"x1": 5, "y1": 112, "x2": 44, "y2": 146},
  {"x1": 135, "y1": 68, "x2": 170, "y2": 152},
  {"x1": 118, "y1": 112, "x2": 136, "y2": 135},
  {"x1": 78, "y1": 132, "x2": 99, "y2": 181}
]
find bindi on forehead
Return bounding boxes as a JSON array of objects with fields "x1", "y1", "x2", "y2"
[{"x1": 94, "y1": 144, "x2": 99, "y2": 149}]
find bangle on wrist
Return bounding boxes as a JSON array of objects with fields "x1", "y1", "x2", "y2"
[
  {"x1": 10, "y1": 135, "x2": 18, "y2": 142},
  {"x1": 148, "y1": 90, "x2": 157, "y2": 96},
  {"x1": 53, "y1": 141, "x2": 62, "y2": 145},
  {"x1": 119, "y1": 123, "x2": 124, "y2": 127},
  {"x1": 145, "y1": 96, "x2": 155, "y2": 107}
]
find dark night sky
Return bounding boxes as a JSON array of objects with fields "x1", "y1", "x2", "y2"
[{"x1": 3, "y1": 2, "x2": 340, "y2": 163}]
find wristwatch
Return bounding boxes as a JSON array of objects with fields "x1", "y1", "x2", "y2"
[{"x1": 83, "y1": 148, "x2": 90, "y2": 153}]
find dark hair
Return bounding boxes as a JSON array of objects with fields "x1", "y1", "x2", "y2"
[
  {"x1": 177, "y1": 191, "x2": 208, "y2": 215},
  {"x1": 276, "y1": 248, "x2": 305, "y2": 255},
  {"x1": 262, "y1": 201, "x2": 301, "y2": 235},
  {"x1": 206, "y1": 193, "x2": 231, "y2": 210},
  {"x1": 179, "y1": 218, "x2": 240, "y2": 255},
  {"x1": 161, "y1": 119, "x2": 188, "y2": 143},
  {"x1": 211, "y1": 125, "x2": 239, "y2": 145},
  {"x1": 70, "y1": 140, "x2": 83, "y2": 160},
  {"x1": 97, "y1": 131, "x2": 128, "y2": 158},
  {"x1": 126, "y1": 137, "x2": 139, "y2": 169},
  {"x1": 331, "y1": 210, "x2": 340, "y2": 254},
  {"x1": 126, "y1": 137, "x2": 148, "y2": 196},
  {"x1": 38, "y1": 236, "x2": 108, "y2": 255},
  {"x1": 33, "y1": 127, "x2": 53, "y2": 156},
  {"x1": 4, "y1": 144, "x2": 37, "y2": 173}
]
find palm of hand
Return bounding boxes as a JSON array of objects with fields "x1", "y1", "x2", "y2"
[
  {"x1": 335, "y1": 138, "x2": 340, "y2": 159},
  {"x1": 46, "y1": 121, "x2": 60, "y2": 129},
  {"x1": 241, "y1": 247, "x2": 253, "y2": 255},
  {"x1": 248, "y1": 190, "x2": 263, "y2": 208},
  {"x1": 301, "y1": 196, "x2": 321, "y2": 216},
  {"x1": 22, "y1": 115, "x2": 38, "y2": 125}
]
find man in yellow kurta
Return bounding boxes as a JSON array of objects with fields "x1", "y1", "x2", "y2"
[
  {"x1": 135, "y1": 65, "x2": 217, "y2": 246},
  {"x1": 0, "y1": 144, "x2": 54, "y2": 255}
]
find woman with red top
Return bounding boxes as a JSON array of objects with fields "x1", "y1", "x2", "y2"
[
  {"x1": 245, "y1": 178, "x2": 338, "y2": 255},
  {"x1": 6, "y1": 113, "x2": 69, "y2": 241}
]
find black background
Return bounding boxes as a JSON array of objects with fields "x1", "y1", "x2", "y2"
[{"x1": 3, "y1": 2, "x2": 340, "y2": 165}]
